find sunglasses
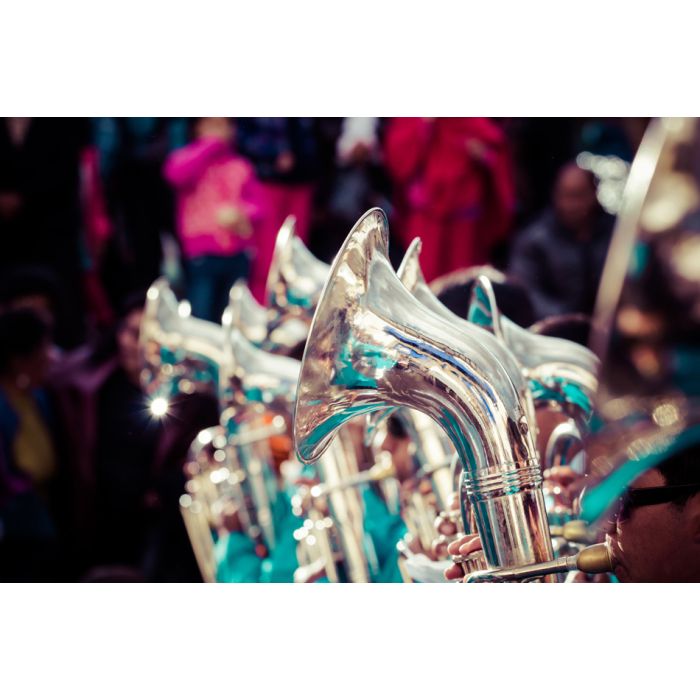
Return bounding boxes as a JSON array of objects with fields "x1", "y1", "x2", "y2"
[{"x1": 612, "y1": 483, "x2": 700, "y2": 523}]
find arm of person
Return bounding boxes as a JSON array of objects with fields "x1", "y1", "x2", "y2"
[{"x1": 163, "y1": 138, "x2": 227, "y2": 189}]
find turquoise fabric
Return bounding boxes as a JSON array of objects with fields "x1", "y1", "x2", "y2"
[
  {"x1": 215, "y1": 491, "x2": 302, "y2": 583},
  {"x1": 362, "y1": 486, "x2": 408, "y2": 583},
  {"x1": 215, "y1": 475, "x2": 409, "y2": 583}
]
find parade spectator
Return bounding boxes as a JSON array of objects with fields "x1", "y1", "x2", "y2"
[
  {"x1": 508, "y1": 162, "x2": 615, "y2": 320},
  {"x1": 164, "y1": 118, "x2": 262, "y2": 322},
  {"x1": 50, "y1": 293, "x2": 219, "y2": 581},
  {"x1": 235, "y1": 118, "x2": 322, "y2": 302},
  {"x1": 0, "y1": 310, "x2": 68, "y2": 580},
  {"x1": 93, "y1": 118, "x2": 188, "y2": 304},
  {"x1": 0, "y1": 118, "x2": 91, "y2": 347},
  {"x1": 384, "y1": 118, "x2": 515, "y2": 282}
]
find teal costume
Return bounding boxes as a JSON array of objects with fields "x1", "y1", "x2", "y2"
[{"x1": 215, "y1": 480, "x2": 408, "y2": 583}]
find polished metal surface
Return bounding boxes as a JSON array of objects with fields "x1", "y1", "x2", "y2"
[
  {"x1": 228, "y1": 279, "x2": 309, "y2": 355},
  {"x1": 140, "y1": 277, "x2": 225, "y2": 401},
  {"x1": 544, "y1": 419, "x2": 584, "y2": 472},
  {"x1": 266, "y1": 215, "x2": 331, "y2": 329},
  {"x1": 397, "y1": 239, "x2": 539, "y2": 434},
  {"x1": 467, "y1": 275, "x2": 599, "y2": 422},
  {"x1": 294, "y1": 208, "x2": 553, "y2": 571},
  {"x1": 465, "y1": 542, "x2": 612, "y2": 583}
]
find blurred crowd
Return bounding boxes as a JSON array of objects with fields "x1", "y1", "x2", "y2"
[{"x1": 0, "y1": 117, "x2": 649, "y2": 582}]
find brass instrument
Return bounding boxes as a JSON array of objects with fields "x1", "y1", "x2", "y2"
[
  {"x1": 294, "y1": 208, "x2": 554, "y2": 574},
  {"x1": 140, "y1": 277, "x2": 225, "y2": 402},
  {"x1": 228, "y1": 279, "x2": 309, "y2": 355},
  {"x1": 465, "y1": 542, "x2": 612, "y2": 583},
  {"x1": 265, "y1": 215, "x2": 331, "y2": 329},
  {"x1": 468, "y1": 274, "x2": 599, "y2": 428}
]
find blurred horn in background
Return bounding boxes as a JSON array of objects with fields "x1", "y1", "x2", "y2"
[
  {"x1": 140, "y1": 277, "x2": 224, "y2": 404},
  {"x1": 467, "y1": 274, "x2": 599, "y2": 429},
  {"x1": 265, "y1": 215, "x2": 331, "y2": 330},
  {"x1": 228, "y1": 279, "x2": 309, "y2": 356},
  {"x1": 580, "y1": 117, "x2": 700, "y2": 523},
  {"x1": 294, "y1": 208, "x2": 553, "y2": 573}
]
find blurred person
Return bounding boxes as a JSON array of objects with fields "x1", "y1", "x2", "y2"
[
  {"x1": 51, "y1": 294, "x2": 218, "y2": 580},
  {"x1": 0, "y1": 265, "x2": 60, "y2": 332},
  {"x1": 0, "y1": 118, "x2": 91, "y2": 347},
  {"x1": 311, "y1": 118, "x2": 395, "y2": 265},
  {"x1": 384, "y1": 118, "x2": 515, "y2": 282},
  {"x1": 93, "y1": 118, "x2": 188, "y2": 302},
  {"x1": 235, "y1": 118, "x2": 322, "y2": 302},
  {"x1": 0, "y1": 310, "x2": 67, "y2": 580},
  {"x1": 164, "y1": 118, "x2": 262, "y2": 322},
  {"x1": 508, "y1": 162, "x2": 615, "y2": 320}
]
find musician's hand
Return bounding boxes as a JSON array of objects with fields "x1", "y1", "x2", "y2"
[
  {"x1": 444, "y1": 533, "x2": 483, "y2": 581},
  {"x1": 294, "y1": 560, "x2": 327, "y2": 583}
]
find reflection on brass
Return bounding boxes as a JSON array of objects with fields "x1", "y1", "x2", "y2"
[{"x1": 294, "y1": 208, "x2": 554, "y2": 573}]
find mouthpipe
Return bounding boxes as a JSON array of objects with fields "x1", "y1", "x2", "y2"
[
  {"x1": 310, "y1": 459, "x2": 395, "y2": 498},
  {"x1": 464, "y1": 543, "x2": 612, "y2": 583},
  {"x1": 549, "y1": 519, "x2": 600, "y2": 545}
]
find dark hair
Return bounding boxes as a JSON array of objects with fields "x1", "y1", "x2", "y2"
[
  {"x1": 0, "y1": 266, "x2": 60, "y2": 310},
  {"x1": 437, "y1": 279, "x2": 535, "y2": 329},
  {"x1": 88, "y1": 290, "x2": 147, "y2": 366},
  {"x1": 529, "y1": 313, "x2": 592, "y2": 346},
  {"x1": 387, "y1": 414, "x2": 409, "y2": 439},
  {"x1": 556, "y1": 161, "x2": 598, "y2": 191},
  {"x1": 657, "y1": 442, "x2": 700, "y2": 505},
  {"x1": 0, "y1": 309, "x2": 51, "y2": 374}
]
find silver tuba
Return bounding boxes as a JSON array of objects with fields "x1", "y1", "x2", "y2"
[
  {"x1": 140, "y1": 277, "x2": 225, "y2": 402},
  {"x1": 228, "y1": 280, "x2": 309, "y2": 355},
  {"x1": 294, "y1": 208, "x2": 554, "y2": 573},
  {"x1": 265, "y1": 215, "x2": 331, "y2": 329}
]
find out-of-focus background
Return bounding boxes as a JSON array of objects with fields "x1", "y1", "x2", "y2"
[{"x1": 0, "y1": 117, "x2": 648, "y2": 582}]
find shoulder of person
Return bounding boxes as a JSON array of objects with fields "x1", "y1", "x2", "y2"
[{"x1": 513, "y1": 210, "x2": 557, "y2": 249}]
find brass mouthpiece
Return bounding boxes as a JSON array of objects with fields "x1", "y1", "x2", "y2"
[{"x1": 575, "y1": 543, "x2": 613, "y2": 574}]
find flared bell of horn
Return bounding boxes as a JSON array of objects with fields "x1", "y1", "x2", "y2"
[
  {"x1": 294, "y1": 208, "x2": 553, "y2": 571},
  {"x1": 227, "y1": 280, "x2": 308, "y2": 355},
  {"x1": 265, "y1": 215, "x2": 331, "y2": 326},
  {"x1": 397, "y1": 239, "x2": 538, "y2": 431},
  {"x1": 140, "y1": 277, "x2": 225, "y2": 400},
  {"x1": 221, "y1": 299, "x2": 301, "y2": 421},
  {"x1": 228, "y1": 280, "x2": 270, "y2": 347},
  {"x1": 467, "y1": 276, "x2": 599, "y2": 417}
]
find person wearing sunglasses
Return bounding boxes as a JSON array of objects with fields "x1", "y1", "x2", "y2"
[
  {"x1": 444, "y1": 442, "x2": 700, "y2": 583},
  {"x1": 603, "y1": 444, "x2": 700, "y2": 583}
]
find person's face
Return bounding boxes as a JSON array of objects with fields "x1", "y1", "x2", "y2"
[
  {"x1": 606, "y1": 468, "x2": 700, "y2": 582},
  {"x1": 10, "y1": 339, "x2": 51, "y2": 389},
  {"x1": 381, "y1": 432, "x2": 415, "y2": 482},
  {"x1": 117, "y1": 309, "x2": 144, "y2": 384},
  {"x1": 553, "y1": 166, "x2": 598, "y2": 231},
  {"x1": 195, "y1": 117, "x2": 234, "y2": 144}
]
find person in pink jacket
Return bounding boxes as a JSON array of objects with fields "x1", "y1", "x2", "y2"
[{"x1": 164, "y1": 118, "x2": 262, "y2": 322}]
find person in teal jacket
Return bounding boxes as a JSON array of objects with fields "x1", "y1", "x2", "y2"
[{"x1": 214, "y1": 461, "x2": 408, "y2": 583}]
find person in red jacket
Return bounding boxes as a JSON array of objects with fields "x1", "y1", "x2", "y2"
[{"x1": 383, "y1": 118, "x2": 515, "y2": 282}]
